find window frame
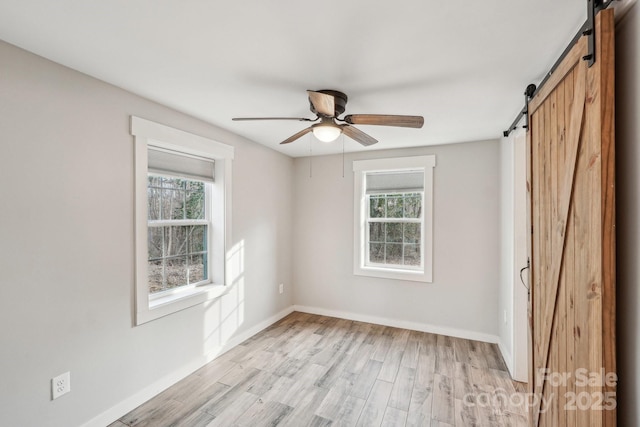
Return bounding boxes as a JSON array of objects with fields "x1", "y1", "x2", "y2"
[
  {"x1": 132, "y1": 116, "x2": 234, "y2": 325},
  {"x1": 353, "y1": 155, "x2": 435, "y2": 282}
]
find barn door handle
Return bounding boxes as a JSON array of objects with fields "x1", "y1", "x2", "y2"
[{"x1": 520, "y1": 258, "x2": 531, "y2": 301}]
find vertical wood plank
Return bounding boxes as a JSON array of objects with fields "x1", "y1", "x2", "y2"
[
  {"x1": 564, "y1": 65, "x2": 577, "y2": 427},
  {"x1": 585, "y1": 23, "x2": 605, "y2": 426},
  {"x1": 598, "y1": 10, "x2": 617, "y2": 427}
]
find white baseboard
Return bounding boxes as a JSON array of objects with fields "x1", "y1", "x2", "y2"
[
  {"x1": 292, "y1": 305, "x2": 500, "y2": 344},
  {"x1": 498, "y1": 339, "x2": 529, "y2": 383},
  {"x1": 81, "y1": 305, "x2": 295, "y2": 427},
  {"x1": 497, "y1": 340, "x2": 514, "y2": 376}
]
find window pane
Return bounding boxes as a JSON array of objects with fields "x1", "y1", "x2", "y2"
[
  {"x1": 148, "y1": 259, "x2": 164, "y2": 294},
  {"x1": 404, "y1": 223, "x2": 421, "y2": 244},
  {"x1": 385, "y1": 243, "x2": 403, "y2": 265},
  {"x1": 369, "y1": 222, "x2": 384, "y2": 243},
  {"x1": 147, "y1": 177, "x2": 162, "y2": 220},
  {"x1": 369, "y1": 196, "x2": 385, "y2": 218},
  {"x1": 404, "y1": 195, "x2": 422, "y2": 218},
  {"x1": 188, "y1": 225, "x2": 207, "y2": 253},
  {"x1": 146, "y1": 175, "x2": 211, "y2": 294},
  {"x1": 164, "y1": 226, "x2": 188, "y2": 256},
  {"x1": 386, "y1": 222, "x2": 403, "y2": 243},
  {"x1": 148, "y1": 227, "x2": 163, "y2": 259},
  {"x1": 165, "y1": 189, "x2": 186, "y2": 220},
  {"x1": 185, "y1": 189, "x2": 205, "y2": 220},
  {"x1": 148, "y1": 176, "x2": 163, "y2": 187},
  {"x1": 404, "y1": 244, "x2": 421, "y2": 266},
  {"x1": 159, "y1": 189, "x2": 171, "y2": 220},
  {"x1": 369, "y1": 243, "x2": 385, "y2": 263},
  {"x1": 165, "y1": 256, "x2": 188, "y2": 289},
  {"x1": 386, "y1": 195, "x2": 403, "y2": 218},
  {"x1": 160, "y1": 176, "x2": 174, "y2": 188},
  {"x1": 186, "y1": 180, "x2": 203, "y2": 191},
  {"x1": 189, "y1": 254, "x2": 206, "y2": 284}
]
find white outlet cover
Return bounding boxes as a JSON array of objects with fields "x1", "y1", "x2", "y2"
[{"x1": 52, "y1": 371, "x2": 71, "y2": 400}]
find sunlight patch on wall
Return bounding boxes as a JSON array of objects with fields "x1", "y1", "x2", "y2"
[{"x1": 202, "y1": 240, "x2": 245, "y2": 357}]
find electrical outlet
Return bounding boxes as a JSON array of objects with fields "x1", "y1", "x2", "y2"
[
  {"x1": 279, "y1": 283, "x2": 284, "y2": 294},
  {"x1": 51, "y1": 371, "x2": 70, "y2": 400},
  {"x1": 503, "y1": 310, "x2": 507, "y2": 324}
]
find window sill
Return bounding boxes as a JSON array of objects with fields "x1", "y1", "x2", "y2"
[
  {"x1": 354, "y1": 265, "x2": 432, "y2": 283},
  {"x1": 137, "y1": 283, "x2": 228, "y2": 325}
]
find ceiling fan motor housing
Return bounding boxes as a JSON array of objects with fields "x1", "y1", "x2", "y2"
[{"x1": 309, "y1": 89, "x2": 348, "y2": 117}]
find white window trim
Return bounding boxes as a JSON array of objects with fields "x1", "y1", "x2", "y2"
[
  {"x1": 131, "y1": 116, "x2": 234, "y2": 325},
  {"x1": 353, "y1": 155, "x2": 435, "y2": 282}
]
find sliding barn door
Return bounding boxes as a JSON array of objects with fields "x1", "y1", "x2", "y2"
[{"x1": 527, "y1": 9, "x2": 615, "y2": 427}]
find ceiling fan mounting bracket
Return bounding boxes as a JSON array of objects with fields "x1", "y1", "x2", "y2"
[{"x1": 309, "y1": 89, "x2": 348, "y2": 117}]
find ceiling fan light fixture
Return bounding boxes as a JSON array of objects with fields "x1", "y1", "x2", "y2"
[{"x1": 312, "y1": 123, "x2": 342, "y2": 143}]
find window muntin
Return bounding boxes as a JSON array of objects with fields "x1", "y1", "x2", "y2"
[
  {"x1": 366, "y1": 192, "x2": 423, "y2": 269},
  {"x1": 147, "y1": 176, "x2": 210, "y2": 295}
]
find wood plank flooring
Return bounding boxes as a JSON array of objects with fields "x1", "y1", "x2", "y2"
[{"x1": 111, "y1": 312, "x2": 529, "y2": 427}]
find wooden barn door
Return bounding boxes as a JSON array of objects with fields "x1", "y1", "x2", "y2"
[{"x1": 527, "y1": 8, "x2": 615, "y2": 427}]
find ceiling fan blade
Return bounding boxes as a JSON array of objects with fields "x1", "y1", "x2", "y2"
[
  {"x1": 280, "y1": 127, "x2": 313, "y2": 145},
  {"x1": 344, "y1": 114, "x2": 424, "y2": 128},
  {"x1": 340, "y1": 124, "x2": 378, "y2": 146},
  {"x1": 232, "y1": 117, "x2": 315, "y2": 122},
  {"x1": 307, "y1": 90, "x2": 335, "y2": 117}
]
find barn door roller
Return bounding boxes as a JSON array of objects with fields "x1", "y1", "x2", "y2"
[
  {"x1": 584, "y1": 0, "x2": 610, "y2": 66},
  {"x1": 503, "y1": 84, "x2": 536, "y2": 138}
]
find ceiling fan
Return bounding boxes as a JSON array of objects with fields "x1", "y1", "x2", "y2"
[{"x1": 232, "y1": 90, "x2": 424, "y2": 146}]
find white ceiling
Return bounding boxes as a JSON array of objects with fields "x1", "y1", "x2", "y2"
[{"x1": 0, "y1": 0, "x2": 586, "y2": 157}]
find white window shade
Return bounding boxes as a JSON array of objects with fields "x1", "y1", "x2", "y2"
[
  {"x1": 365, "y1": 171, "x2": 424, "y2": 194},
  {"x1": 148, "y1": 147, "x2": 214, "y2": 182}
]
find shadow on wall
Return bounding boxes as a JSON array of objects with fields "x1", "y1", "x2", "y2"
[{"x1": 615, "y1": 5, "x2": 639, "y2": 425}]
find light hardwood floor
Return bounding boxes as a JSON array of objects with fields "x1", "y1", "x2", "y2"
[{"x1": 111, "y1": 312, "x2": 529, "y2": 427}]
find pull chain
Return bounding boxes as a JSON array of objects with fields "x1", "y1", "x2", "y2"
[
  {"x1": 309, "y1": 134, "x2": 313, "y2": 178},
  {"x1": 342, "y1": 135, "x2": 345, "y2": 178}
]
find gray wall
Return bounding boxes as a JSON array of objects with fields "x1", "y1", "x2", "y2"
[
  {"x1": 292, "y1": 140, "x2": 500, "y2": 339},
  {"x1": 615, "y1": 4, "x2": 640, "y2": 426},
  {"x1": 0, "y1": 40, "x2": 294, "y2": 427}
]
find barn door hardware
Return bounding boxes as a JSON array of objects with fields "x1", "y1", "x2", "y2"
[
  {"x1": 503, "y1": 84, "x2": 537, "y2": 137},
  {"x1": 523, "y1": 84, "x2": 537, "y2": 131},
  {"x1": 503, "y1": 0, "x2": 613, "y2": 136},
  {"x1": 583, "y1": 0, "x2": 609, "y2": 66}
]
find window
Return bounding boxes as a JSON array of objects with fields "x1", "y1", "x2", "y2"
[
  {"x1": 132, "y1": 117, "x2": 234, "y2": 325},
  {"x1": 353, "y1": 155, "x2": 435, "y2": 282},
  {"x1": 367, "y1": 188, "x2": 423, "y2": 268},
  {"x1": 147, "y1": 175, "x2": 209, "y2": 295}
]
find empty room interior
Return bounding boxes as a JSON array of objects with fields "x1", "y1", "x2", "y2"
[{"x1": 1, "y1": 1, "x2": 639, "y2": 426}]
